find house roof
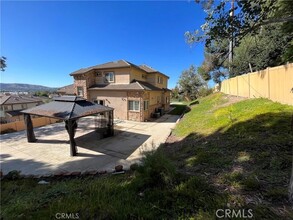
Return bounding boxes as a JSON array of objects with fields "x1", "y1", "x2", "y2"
[
  {"x1": 0, "y1": 95, "x2": 42, "y2": 105},
  {"x1": 139, "y1": 64, "x2": 158, "y2": 73},
  {"x1": 6, "y1": 110, "x2": 24, "y2": 117},
  {"x1": 139, "y1": 64, "x2": 169, "y2": 79},
  {"x1": 70, "y1": 60, "x2": 133, "y2": 76},
  {"x1": 88, "y1": 80, "x2": 163, "y2": 91},
  {"x1": 22, "y1": 96, "x2": 113, "y2": 120},
  {"x1": 70, "y1": 60, "x2": 169, "y2": 78},
  {"x1": 57, "y1": 84, "x2": 75, "y2": 95}
]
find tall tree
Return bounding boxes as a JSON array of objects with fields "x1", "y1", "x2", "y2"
[
  {"x1": 231, "y1": 24, "x2": 291, "y2": 76},
  {"x1": 198, "y1": 40, "x2": 229, "y2": 83},
  {"x1": 178, "y1": 65, "x2": 205, "y2": 100},
  {"x1": 188, "y1": 0, "x2": 293, "y2": 82}
]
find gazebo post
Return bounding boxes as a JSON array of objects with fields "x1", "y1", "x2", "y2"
[
  {"x1": 23, "y1": 113, "x2": 36, "y2": 142},
  {"x1": 65, "y1": 120, "x2": 77, "y2": 156},
  {"x1": 107, "y1": 110, "x2": 114, "y2": 137}
]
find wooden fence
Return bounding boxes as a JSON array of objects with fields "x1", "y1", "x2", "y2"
[
  {"x1": 0, "y1": 117, "x2": 60, "y2": 133},
  {"x1": 220, "y1": 63, "x2": 293, "y2": 105}
]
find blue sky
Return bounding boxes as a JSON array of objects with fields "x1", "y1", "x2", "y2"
[{"x1": 1, "y1": 1, "x2": 207, "y2": 89}]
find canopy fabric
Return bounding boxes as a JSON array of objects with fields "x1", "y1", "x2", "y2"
[{"x1": 22, "y1": 96, "x2": 113, "y2": 120}]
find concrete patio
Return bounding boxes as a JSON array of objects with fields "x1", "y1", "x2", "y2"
[{"x1": 0, "y1": 114, "x2": 179, "y2": 175}]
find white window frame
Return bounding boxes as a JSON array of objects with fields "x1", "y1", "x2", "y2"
[
  {"x1": 143, "y1": 100, "x2": 149, "y2": 111},
  {"x1": 77, "y1": 87, "x2": 84, "y2": 97},
  {"x1": 157, "y1": 76, "x2": 163, "y2": 84},
  {"x1": 105, "y1": 72, "x2": 115, "y2": 82},
  {"x1": 94, "y1": 99, "x2": 104, "y2": 105},
  {"x1": 129, "y1": 100, "x2": 140, "y2": 111}
]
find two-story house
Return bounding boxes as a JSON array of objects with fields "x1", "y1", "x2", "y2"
[
  {"x1": 70, "y1": 60, "x2": 171, "y2": 122},
  {"x1": 0, "y1": 95, "x2": 43, "y2": 123}
]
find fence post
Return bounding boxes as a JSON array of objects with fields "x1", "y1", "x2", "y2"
[
  {"x1": 267, "y1": 67, "x2": 270, "y2": 99},
  {"x1": 248, "y1": 73, "x2": 250, "y2": 98},
  {"x1": 15, "y1": 121, "x2": 18, "y2": 131},
  {"x1": 236, "y1": 76, "x2": 239, "y2": 97}
]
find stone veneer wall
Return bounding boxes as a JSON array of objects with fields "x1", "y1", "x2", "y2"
[
  {"x1": 127, "y1": 91, "x2": 144, "y2": 121},
  {"x1": 73, "y1": 71, "x2": 95, "y2": 100}
]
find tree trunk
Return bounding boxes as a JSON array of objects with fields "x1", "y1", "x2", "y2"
[{"x1": 24, "y1": 114, "x2": 36, "y2": 142}]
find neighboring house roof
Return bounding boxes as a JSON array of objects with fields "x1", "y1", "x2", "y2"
[
  {"x1": 0, "y1": 95, "x2": 10, "y2": 105},
  {"x1": 88, "y1": 80, "x2": 163, "y2": 91},
  {"x1": 0, "y1": 95, "x2": 42, "y2": 105},
  {"x1": 57, "y1": 84, "x2": 75, "y2": 95},
  {"x1": 6, "y1": 110, "x2": 23, "y2": 117},
  {"x1": 139, "y1": 64, "x2": 169, "y2": 79},
  {"x1": 22, "y1": 96, "x2": 113, "y2": 120}
]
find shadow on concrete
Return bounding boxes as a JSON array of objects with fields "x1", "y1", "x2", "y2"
[
  {"x1": 0, "y1": 154, "x2": 54, "y2": 175},
  {"x1": 75, "y1": 129, "x2": 150, "y2": 160},
  {"x1": 0, "y1": 114, "x2": 177, "y2": 175},
  {"x1": 36, "y1": 139, "x2": 69, "y2": 144}
]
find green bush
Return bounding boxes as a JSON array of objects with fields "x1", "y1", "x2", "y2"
[
  {"x1": 5, "y1": 170, "x2": 22, "y2": 180},
  {"x1": 133, "y1": 149, "x2": 176, "y2": 189},
  {"x1": 198, "y1": 87, "x2": 213, "y2": 98}
]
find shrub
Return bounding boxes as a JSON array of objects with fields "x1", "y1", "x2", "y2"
[
  {"x1": 198, "y1": 87, "x2": 213, "y2": 98},
  {"x1": 5, "y1": 170, "x2": 22, "y2": 180},
  {"x1": 133, "y1": 149, "x2": 176, "y2": 189}
]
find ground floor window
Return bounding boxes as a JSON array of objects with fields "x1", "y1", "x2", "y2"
[
  {"x1": 166, "y1": 96, "x2": 169, "y2": 103},
  {"x1": 94, "y1": 99, "x2": 104, "y2": 105},
  {"x1": 77, "y1": 87, "x2": 84, "y2": 97},
  {"x1": 129, "y1": 100, "x2": 140, "y2": 111},
  {"x1": 143, "y1": 100, "x2": 149, "y2": 111}
]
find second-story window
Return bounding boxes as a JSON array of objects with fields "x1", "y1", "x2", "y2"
[
  {"x1": 105, "y1": 72, "x2": 115, "y2": 82},
  {"x1": 157, "y1": 76, "x2": 163, "y2": 84}
]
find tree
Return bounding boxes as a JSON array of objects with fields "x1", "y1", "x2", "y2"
[
  {"x1": 198, "y1": 40, "x2": 229, "y2": 83},
  {"x1": 187, "y1": 0, "x2": 292, "y2": 50},
  {"x1": 231, "y1": 24, "x2": 291, "y2": 76},
  {"x1": 1, "y1": 56, "x2": 7, "y2": 71},
  {"x1": 171, "y1": 86, "x2": 180, "y2": 100},
  {"x1": 187, "y1": 0, "x2": 293, "y2": 79},
  {"x1": 178, "y1": 65, "x2": 205, "y2": 100},
  {"x1": 188, "y1": 0, "x2": 293, "y2": 82}
]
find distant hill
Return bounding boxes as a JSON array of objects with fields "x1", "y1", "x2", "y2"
[{"x1": 0, "y1": 83, "x2": 58, "y2": 92}]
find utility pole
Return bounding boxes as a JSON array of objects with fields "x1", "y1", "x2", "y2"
[{"x1": 229, "y1": 0, "x2": 235, "y2": 74}]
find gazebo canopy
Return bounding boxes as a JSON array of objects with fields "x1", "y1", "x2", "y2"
[
  {"x1": 21, "y1": 96, "x2": 114, "y2": 156},
  {"x1": 22, "y1": 96, "x2": 113, "y2": 120}
]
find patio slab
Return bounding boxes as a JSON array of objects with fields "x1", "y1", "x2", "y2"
[{"x1": 0, "y1": 114, "x2": 179, "y2": 175}]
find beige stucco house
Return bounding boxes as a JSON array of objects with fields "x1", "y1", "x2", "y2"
[{"x1": 70, "y1": 60, "x2": 171, "y2": 122}]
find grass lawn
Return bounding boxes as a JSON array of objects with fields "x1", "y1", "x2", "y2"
[
  {"x1": 168, "y1": 103, "x2": 188, "y2": 115},
  {"x1": 1, "y1": 93, "x2": 293, "y2": 219}
]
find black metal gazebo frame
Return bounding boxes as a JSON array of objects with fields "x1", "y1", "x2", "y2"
[{"x1": 22, "y1": 96, "x2": 114, "y2": 156}]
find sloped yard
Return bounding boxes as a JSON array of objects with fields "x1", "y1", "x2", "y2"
[{"x1": 1, "y1": 93, "x2": 293, "y2": 219}]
